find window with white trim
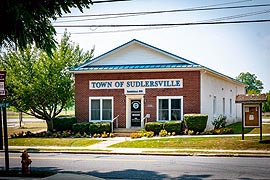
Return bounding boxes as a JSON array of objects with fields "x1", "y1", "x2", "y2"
[
  {"x1": 89, "y1": 97, "x2": 113, "y2": 121},
  {"x1": 157, "y1": 96, "x2": 183, "y2": 121}
]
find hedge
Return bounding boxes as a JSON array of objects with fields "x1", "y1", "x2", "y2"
[
  {"x1": 184, "y1": 114, "x2": 208, "y2": 133},
  {"x1": 72, "y1": 122, "x2": 92, "y2": 134},
  {"x1": 163, "y1": 121, "x2": 182, "y2": 135},
  {"x1": 52, "y1": 117, "x2": 76, "y2": 132},
  {"x1": 145, "y1": 122, "x2": 164, "y2": 135},
  {"x1": 89, "y1": 122, "x2": 111, "y2": 135}
]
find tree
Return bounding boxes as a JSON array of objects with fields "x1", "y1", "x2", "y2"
[
  {"x1": 262, "y1": 91, "x2": 270, "y2": 113},
  {"x1": 236, "y1": 72, "x2": 264, "y2": 94},
  {"x1": 0, "y1": 32, "x2": 94, "y2": 131},
  {"x1": 0, "y1": 0, "x2": 92, "y2": 55}
]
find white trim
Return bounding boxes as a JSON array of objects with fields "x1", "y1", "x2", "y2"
[
  {"x1": 125, "y1": 95, "x2": 144, "y2": 129},
  {"x1": 156, "y1": 96, "x2": 184, "y2": 121},
  {"x1": 89, "y1": 96, "x2": 114, "y2": 122}
]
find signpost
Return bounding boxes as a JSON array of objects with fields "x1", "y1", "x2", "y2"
[
  {"x1": 0, "y1": 70, "x2": 9, "y2": 171},
  {"x1": 236, "y1": 94, "x2": 267, "y2": 142}
]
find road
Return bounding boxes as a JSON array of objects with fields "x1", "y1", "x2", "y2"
[{"x1": 1, "y1": 153, "x2": 270, "y2": 179}]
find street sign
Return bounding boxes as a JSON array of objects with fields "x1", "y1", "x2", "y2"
[{"x1": 0, "y1": 71, "x2": 6, "y2": 99}]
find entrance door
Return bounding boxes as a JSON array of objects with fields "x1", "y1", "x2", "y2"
[{"x1": 131, "y1": 100, "x2": 141, "y2": 127}]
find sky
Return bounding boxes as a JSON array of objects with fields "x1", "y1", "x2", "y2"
[{"x1": 54, "y1": 0, "x2": 270, "y2": 92}]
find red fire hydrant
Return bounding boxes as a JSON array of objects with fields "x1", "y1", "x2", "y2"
[{"x1": 21, "y1": 150, "x2": 32, "y2": 174}]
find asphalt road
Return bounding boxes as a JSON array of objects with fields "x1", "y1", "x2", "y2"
[{"x1": 1, "y1": 152, "x2": 270, "y2": 179}]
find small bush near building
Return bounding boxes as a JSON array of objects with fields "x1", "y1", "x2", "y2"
[
  {"x1": 184, "y1": 114, "x2": 208, "y2": 133},
  {"x1": 163, "y1": 121, "x2": 182, "y2": 135},
  {"x1": 72, "y1": 122, "x2": 91, "y2": 134},
  {"x1": 212, "y1": 115, "x2": 227, "y2": 129},
  {"x1": 52, "y1": 117, "x2": 76, "y2": 132},
  {"x1": 89, "y1": 122, "x2": 111, "y2": 135},
  {"x1": 159, "y1": 129, "x2": 168, "y2": 137},
  {"x1": 145, "y1": 122, "x2": 163, "y2": 135}
]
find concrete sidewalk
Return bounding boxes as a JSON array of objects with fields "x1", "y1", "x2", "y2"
[{"x1": 6, "y1": 134, "x2": 270, "y2": 157}]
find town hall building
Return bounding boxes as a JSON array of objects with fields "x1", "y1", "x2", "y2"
[{"x1": 71, "y1": 39, "x2": 246, "y2": 130}]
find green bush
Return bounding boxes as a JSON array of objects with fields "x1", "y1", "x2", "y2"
[
  {"x1": 89, "y1": 122, "x2": 111, "y2": 135},
  {"x1": 212, "y1": 115, "x2": 227, "y2": 129},
  {"x1": 72, "y1": 122, "x2": 91, "y2": 134},
  {"x1": 52, "y1": 117, "x2": 76, "y2": 132},
  {"x1": 163, "y1": 121, "x2": 182, "y2": 135},
  {"x1": 145, "y1": 122, "x2": 163, "y2": 135},
  {"x1": 184, "y1": 114, "x2": 208, "y2": 133}
]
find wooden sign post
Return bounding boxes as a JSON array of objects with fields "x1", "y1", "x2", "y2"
[{"x1": 236, "y1": 94, "x2": 267, "y2": 142}]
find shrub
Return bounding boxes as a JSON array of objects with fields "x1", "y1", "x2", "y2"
[
  {"x1": 212, "y1": 115, "x2": 227, "y2": 129},
  {"x1": 89, "y1": 122, "x2": 111, "y2": 135},
  {"x1": 145, "y1": 122, "x2": 163, "y2": 135},
  {"x1": 145, "y1": 131, "x2": 154, "y2": 138},
  {"x1": 130, "y1": 132, "x2": 142, "y2": 139},
  {"x1": 72, "y1": 122, "x2": 91, "y2": 134},
  {"x1": 52, "y1": 117, "x2": 76, "y2": 132},
  {"x1": 184, "y1": 114, "x2": 208, "y2": 133},
  {"x1": 163, "y1": 121, "x2": 182, "y2": 135},
  {"x1": 159, "y1": 129, "x2": 167, "y2": 137}
]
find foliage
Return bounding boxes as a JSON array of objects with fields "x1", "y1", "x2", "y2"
[
  {"x1": 72, "y1": 122, "x2": 91, "y2": 134},
  {"x1": 236, "y1": 72, "x2": 263, "y2": 93},
  {"x1": 89, "y1": 122, "x2": 111, "y2": 135},
  {"x1": 130, "y1": 132, "x2": 142, "y2": 139},
  {"x1": 52, "y1": 117, "x2": 76, "y2": 132},
  {"x1": 0, "y1": 0, "x2": 92, "y2": 55},
  {"x1": 262, "y1": 91, "x2": 270, "y2": 113},
  {"x1": 212, "y1": 115, "x2": 227, "y2": 129},
  {"x1": 0, "y1": 32, "x2": 94, "y2": 131},
  {"x1": 163, "y1": 121, "x2": 182, "y2": 135},
  {"x1": 159, "y1": 129, "x2": 168, "y2": 137},
  {"x1": 145, "y1": 131, "x2": 154, "y2": 138},
  {"x1": 184, "y1": 114, "x2": 208, "y2": 133},
  {"x1": 145, "y1": 122, "x2": 163, "y2": 135}
]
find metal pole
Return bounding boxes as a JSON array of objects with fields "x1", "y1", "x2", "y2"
[
  {"x1": 0, "y1": 107, "x2": 3, "y2": 150},
  {"x1": 242, "y1": 104, "x2": 244, "y2": 140},
  {"x1": 3, "y1": 105, "x2": 9, "y2": 171},
  {"x1": 260, "y1": 103, "x2": 262, "y2": 142}
]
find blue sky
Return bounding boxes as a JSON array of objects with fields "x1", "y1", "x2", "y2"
[{"x1": 54, "y1": 0, "x2": 270, "y2": 92}]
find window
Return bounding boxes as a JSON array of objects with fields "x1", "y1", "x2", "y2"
[
  {"x1": 157, "y1": 96, "x2": 183, "y2": 121},
  {"x1": 89, "y1": 97, "x2": 113, "y2": 121},
  {"x1": 213, "y1": 96, "x2": 217, "y2": 116},
  {"x1": 223, "y1": 98, "x2": 226, "y2": 115},
  {"x1": 229, "y1": 99, "x2": 232, "y2": 116}
]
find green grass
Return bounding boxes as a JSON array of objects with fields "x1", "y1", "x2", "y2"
[
  {"x1": 110, "y1": 136, "x2": 270, "y2": 150},
  {"x1": 225, "y1": 122, "x2": 270, "y2": 134},
  {"x1": 7, "y1": 122, "x2": 47, "y2": 137},
  {"x1": 8, "y1": 138, "x2": 102, "y2": 147}
]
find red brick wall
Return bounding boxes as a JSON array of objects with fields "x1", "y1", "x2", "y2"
[{"x1": 75, "y1": 71, "x2": 201, "y2": 127}]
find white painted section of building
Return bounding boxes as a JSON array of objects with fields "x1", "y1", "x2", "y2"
[
  {"x1": 200, "y1": 70, "x2": 245, "y2": 129},
  {"x1": 91, "y1": 43, "x2": 185, "y2": 65}
]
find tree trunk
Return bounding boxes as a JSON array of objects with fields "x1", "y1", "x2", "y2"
[
  {"x1": 46, "y1": 119, "x2": 54, "y2": 132},
  {"x1": 19, "y1": 111, "x2": 23, "y2": 128}
]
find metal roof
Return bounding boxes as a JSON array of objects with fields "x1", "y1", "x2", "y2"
[{"x1": 72, "y1": 63, "x2": 201, "y2": 71}]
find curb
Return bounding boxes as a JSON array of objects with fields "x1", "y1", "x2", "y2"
[{"x1": 4, "y1": 149, "x2": 270, "y2": 158}]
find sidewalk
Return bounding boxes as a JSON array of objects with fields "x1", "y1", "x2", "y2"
[{"x1": 6, "y1": 134, "x2": 270, "y2": 157}]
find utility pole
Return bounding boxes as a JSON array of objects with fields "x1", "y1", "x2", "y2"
[{"x1": 0, "y1": 70, "x2": 9, "y2": 171}]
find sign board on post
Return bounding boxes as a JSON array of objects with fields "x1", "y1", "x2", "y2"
[{"x1": 0, "y1": 71, "x2": 6, "y2": 98}]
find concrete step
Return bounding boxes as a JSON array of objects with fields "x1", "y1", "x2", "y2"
[{"x1": 113, "y1": 128, "x2": 140, "y2": 137}]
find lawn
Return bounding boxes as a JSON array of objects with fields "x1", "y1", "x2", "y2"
[
  {"x1": 8, "y1": 138, "x2": 102, "y2": 147},
  {"x1": 110, "y1": 136, "x2": 270, "y2": 150},
  {"x1": 7, "y1": 121, "x2": 47, "y2": 137}
]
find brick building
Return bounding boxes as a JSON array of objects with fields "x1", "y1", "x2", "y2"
[{"x1": 71, "y1": 39, "x2": 246, "y2": 130}]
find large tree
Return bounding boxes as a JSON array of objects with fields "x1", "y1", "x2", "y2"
[
  {"x1": 0, "y1": 0, "x2": 92, "y2": 55},
  {"x1": 236, "y1": 72, "x2": 264, "y2": 94},
  {"x1": 0, "y1": 32, "x2": 94, "y2": 131}
]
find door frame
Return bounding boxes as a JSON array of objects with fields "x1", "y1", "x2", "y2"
[{"x1": 126, "y1": 95, "x2": 144, "y2": 129}]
